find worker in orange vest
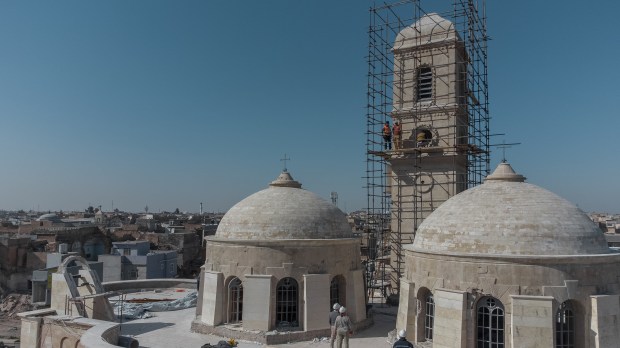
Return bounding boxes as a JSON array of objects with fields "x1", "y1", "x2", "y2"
[
  {"x1": 393, "y1": 121, "x2": 402, "y2": 150},
  {"x1": 382, "y1": 121, "x2": 392, "y2": 150}
]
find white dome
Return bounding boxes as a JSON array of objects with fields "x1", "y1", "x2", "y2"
[
  {"x1": 215, "y1": 171, "x2": 352, "y2": 240},
  {"x1": 394, "y1": 13, "x2": 459, "y2": 51},
  {"x1": 36, "y1": 213, "x2": 61, "y2": 222},
  {"x1": 409, "y1": 162, "x2": 610, "y2": 256}
]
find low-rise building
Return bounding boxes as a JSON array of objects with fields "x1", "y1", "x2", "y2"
[
  {"x1": 98, "y1": 241, "x2": 176, "y2": 282},
  {"x1": 0, "y1": 235, "x2": 35, "y2": 291},
  {"x1": 31, "y1": 247, "x2": 104, "y2": 305}
]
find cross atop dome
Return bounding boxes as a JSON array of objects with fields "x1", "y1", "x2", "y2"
[{"x1": 280, "y1": 153, "x2": 291, "y2": 172}]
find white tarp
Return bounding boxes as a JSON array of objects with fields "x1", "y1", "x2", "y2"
[{"x1": 114, "y1": 291, "x2": 197, "y2": 320}]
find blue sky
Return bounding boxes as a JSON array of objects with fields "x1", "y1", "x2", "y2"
[{"x1": 0, "y1": 1, "x2": 618, "y2": 214}]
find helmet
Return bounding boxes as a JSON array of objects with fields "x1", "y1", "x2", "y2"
[
  {"x1": 333, "y1": 303, "x2": 341, "y2": 310},
  {"x1": 339, "y1": 306, "x2": 346, "y2": 314},
  {"x1": 398, "y1": 330, "x2": 406, "y2": 338}
]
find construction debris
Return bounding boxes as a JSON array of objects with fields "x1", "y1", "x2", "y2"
[
  {"x1": 0, "y1": 294, "x2": 33, "y2": 319},
  {"x1": 114, "y1": 291, "x2": 197, "y2": 320}
]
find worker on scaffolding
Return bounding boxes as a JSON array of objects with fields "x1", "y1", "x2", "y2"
[
  {"x1": 382, "y1": 121, "x2": 392, "y2": 150},
  {"x1": 393, "y1": 121, "x2": 402, "y2": 150}
]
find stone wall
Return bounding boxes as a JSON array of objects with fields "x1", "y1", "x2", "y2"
[
  {"x1": 102, "y1": 278, "x2": 197, "y2": 292},
  {"x1": 398, "y1": 250, "x2": 620, "y2": 347},
  {"x1": 191, "y1": 314, "x2": 373, "y2": 345},
  {"x1": 510, "y1": 295, "x2": 554, "y2": 348},
  {"x1": 18, "y1": 311, "x2": 122, "y2": 348},
  {"x1": 0, "y1": 236, "x2": 36, "y2": 291}
]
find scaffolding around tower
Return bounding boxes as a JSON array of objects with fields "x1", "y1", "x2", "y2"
[{"x1": 364, "y1": 0, "x2": 490, "y2": 303}]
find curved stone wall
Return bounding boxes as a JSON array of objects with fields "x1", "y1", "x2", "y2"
[
  {"x1": 102, "y1": 278, "x2": 197, "y2": 292},
  {"x1": 205, "y1": 238, "x2": 361, "y2": 278}
]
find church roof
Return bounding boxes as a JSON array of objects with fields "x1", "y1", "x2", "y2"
[
  {"x1": 215, "y1": 171, "x2": 352, "y2": 240},
  {"x1": 409, "y1": 162, "x2": 611, "y2": 256},
  {"x1": 394, "y1": 13, "x2": 460, "y2": 51}
]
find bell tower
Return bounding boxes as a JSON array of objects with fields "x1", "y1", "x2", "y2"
[
  {"x1": 364, "y1": 2, "x2": 489, "y2": 298},
  {"x1": 389, "y1": 13, "x2": 468, "y2": 245}
]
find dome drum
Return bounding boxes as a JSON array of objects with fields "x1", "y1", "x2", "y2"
[
  {"x1": 403, "y1": 250, "x2": 620, "y2": 294},
  {"x1": 205, "y1": 239, "x2": 361, "y2": 277}
]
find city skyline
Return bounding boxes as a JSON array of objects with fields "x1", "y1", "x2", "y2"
[{"x1": 1, "y1": 1, "x2": 618, "y2": 214}]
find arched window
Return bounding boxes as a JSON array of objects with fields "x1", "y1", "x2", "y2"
[
  {"x1": 330, "y1": 275, "x2": 346, "y2": 307},
  {"x1": 276, "y1": 277, "x2": 298, "y2": 328},
  {"x1": 414, "y1": 128, "x2": 433, "y2": 147},
  {"x1": 556, "y1": 301, "x2": 575, "y2": 348},
  {"x1": 417, "y1": 67, "x2": 433, "y2": 101},
  {"x1": 227, "y1": 277, "x2": 243, "y2": 323},
  {"x1": 424, "y1": 293, "x2": 435, "y2": 340},
  {"x1": 476, "y1": 297, "x2": 504, "y2": 348}
]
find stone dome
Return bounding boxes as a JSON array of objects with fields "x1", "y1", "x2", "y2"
[
  {"x1": 215, "y1": 171, "x2": 352, "y2": 240},
  {"x1": 36, "y1": 213, "x2": 61, "y2": 222},
  {"x1": 409, "y1": 162, "x2": 610, "y2": 256},
  {"x1": 394, "y1": 13, "x2": 460, "y2": 51}
]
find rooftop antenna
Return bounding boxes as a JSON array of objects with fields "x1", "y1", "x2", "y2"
[
  {"x1": 280, "y1": 154, "x2": 291, "y2": 172},
  {"x1": 492, "y1": 139, "x2": 521, "y2": 163},
  {"x1": 201, "y1": 201, "x2": 206, "y2": 246},
  {"x1": 331, "y1": 192, "x2": 338, "y2": 206}
]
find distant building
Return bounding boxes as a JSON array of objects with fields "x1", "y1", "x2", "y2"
[
  {"x1": 161, "y1": 220, "x2": 185, "y2": 234},
  {"x1": 135, "y1": 216, "x2": 157, "y2": 231},
  {"x1": 589, "y1": 213, "x2": 620, "y2": 233},
  {"x1": 94, "y1": 210, "x2": 106, "y2": 224},
  {"x1": 605, "y1": 233, "x2": 620, "y2": 248},
  {"x1": 98, "y1": 241, "x2": 176, "y2": 282},
  {"x1": 0, "y1": 235, "x2": 39, "y2": 291}
]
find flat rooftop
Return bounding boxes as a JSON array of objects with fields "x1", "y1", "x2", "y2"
[{"x1": 114, "y1": 289, "x2": 398, "y2": 347}]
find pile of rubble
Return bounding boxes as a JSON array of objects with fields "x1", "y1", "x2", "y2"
[{"x1": 0, "y1": 294, "x2": 33, "y2": 318}]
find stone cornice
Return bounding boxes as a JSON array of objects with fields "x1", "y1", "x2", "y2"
[
  {"x1": 393, "y1": 39, "x2": 461, "y2": 54},
  {"x1": 406, "y1": 247, "x2": 620, "y2": 265},
  {"x1": 205, "y1": 237, "x2": 360, "y2": 247},
  {"x1": 391, "y1": 103, "x2": 463, "y2": 118}
]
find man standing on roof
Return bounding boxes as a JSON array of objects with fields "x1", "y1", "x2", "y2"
[
  {"x1": 392, "y1": 330, "x2": 414, "y2": 348},
  {"x1": 329, "y1": 303, "x2": 341, "y2": 348},
  {"x1": 393, "y1": 121, "x2": 402, "y2": 150},
  {"x1": 383, "y1": 121, "x2": 392, "y2": 150}
]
